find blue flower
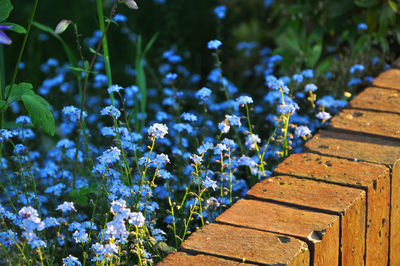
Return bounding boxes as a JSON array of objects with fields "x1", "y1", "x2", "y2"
[
  {"x1": 16, "y1": 115, "x2": 31, "y2": 124},
  {"x1": 56, "y1": 139, "x2": 75, "y2": 149},
  {"x1": 113, "y1": 14, "x2": 127, "y2": 23},
  {"x1": 156, "y1": 169, "x2": 173, "y2": 179},
  {"x1": 203, "y1": 177, "x2": 218, "y2": 191},
  {"x1": 0, "y1": 25, "x2": 12, "y2": 45},
  {"x1": 97, "y1": 147, "x2": 121, "y2": 165},
  {"x1": 63, "y1": 255, "x2": 82, "y2": 266},
  {"x1": 152, "y1": 229, "x2": 166, "y2": 242},
  {"x1": 190, "y1": 154, "x2": 203, "y2": 164},
  {"x1": 348, "y1": 78, "x2": 362, "y2": 86},
  {"x1": 245, "y1": 134, "x2": 261, "y2": 150},
  {"x1": 301, "y1": 69, "x2": 314, "y2": 78},
  {"x1": 225, "y1": 114, "x2": 241, "y2": 126},
  {"x1": 148, "y1": 123, "x2": 168, "y2": 139},
  {"x1": 129, "y1": 212, "x2": 145, "y2": 227},
  {"x1": 107, "y1": 84, "x2": 123, "y2": 94},
  {"x1": 292, "y1": 74, "x2": 303, "y2": 83},
  {"x1": 235, "y1": 96, "x2": 253, "y2": 107},
  {"x1": 357, "y1": 23, "x2": 367, "y2": 31},
  {"x1": 238, "y1": 155, "x2": 257, "y2": 167},
  {"x1": 0, "y1": 230, "x2": 17, "y2": 248},
  {"x1": 295, "y1": 126, "x2": 311, "y2": 138},
  {"x1": 101, "y1": 105, "x2": 121, "y2": 119},
  {"x1": 165, "y1": 72, "x2": 178, "y2": 83},
  {"x1": 0, "y1": 129, "x2": 14, "y2": 143},
  {"x1": 197, "y1": 142, "x2": 214, "y2": 154},
  {"x1": 73, "y1": 229, "x2": 88, "y2": 243},
  {"x1": 221, "y1": 138, "x2": 237, "y2": 150},
  {"x1": 264, "y1": 0, "x2": 274, "y2": 7},
  {"x1": 153, "y1": 153, "x2": 170, "y2": 167},
  {"x1": 196, "y1": 87, "x2": 212, "y2": 101},
  {"x1": 349, "y1": 64, "x2": 365, "y2": 74},
  {"x1": 56, "y1": 202, "x2": 76, "y2": 213},
  {"x1": 304, "y1": 83, "x2": 317, "y2": 92},
  {"x1": 218, "y1": 120, "x2": 230, "y2": 134},
  {"x1": 181, "y1": 112, "x2": 197, "y2": 122},
  {"x1": 214, "y1": 6, "x2": 227, "y2": 19},
  {"x1": 278, "y1": 103, "x2": 298, "y2": 114},
  {"x1": 316, "y1": 111, "x2": 331, "y2": 122},
  {"x1": 207, "y1": 40, "x2": 222, "y2": 50},
  {"x1": 62, "y1": 106, "x2": 86, "y2": 122}
]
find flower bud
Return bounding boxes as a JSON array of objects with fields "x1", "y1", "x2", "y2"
[
  {"x1": 54, "y1": 19, "x2": 72, "y2": 35},
  {"x1": 124, "y1": 0, "x2": 138, "y2": 9}
]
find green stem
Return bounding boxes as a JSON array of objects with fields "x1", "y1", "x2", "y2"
[
  {"x1": 72, "y1": 0, "x2": 119, "y2": 188},
  {"x1": 5, "y1": 0, "x2": 40, "y2": 101}
]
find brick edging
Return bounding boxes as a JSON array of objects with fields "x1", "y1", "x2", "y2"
[{"x1": 159, "y1": 67, "x2": 400, "y2": 266}]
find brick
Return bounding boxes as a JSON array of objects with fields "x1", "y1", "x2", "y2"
[
  {"x1": 274, "y1": 153, "x2": 390, "y2": 266},
  {"x1": 246, "y1": 175, "x2": 366, "y2": 266},
  {"x1": 329, "y1": 108, "x2": 400, "y2": 140},
  {"x1": 180, "y1": 223, "x2": 310, "y2": 265},
  {"x1": 216, "y1": 199, "x2": 340, "y2": 265},
  {"x1": 348, "y1": 86, "x2": 400, "y2": 114},
  {"x1": 304, "y1": 130, "x2": 400, "y2": 165},
  {"x1": 159, "y1": 251, "x2": 254, "y2": 265},
  {"x1": 390, "y1": 159, "x2": 400, "y2": 265},
  {"x1": 373, "y1": 68, "x2": 400, "y2": 90}
]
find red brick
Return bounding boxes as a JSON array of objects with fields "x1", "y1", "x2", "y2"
[
  {"x1": 390, "y1": 159, "x2": 400, "y2": 265},
  {"x1": 329, "y1": 108, "x2": 400, "y2": 140},
  {"x1": 373, "y1": 68, "x2": 400, "y2": 90},
  {"x1": 348, "y1": 87, "x2": 400, "y2": 114},
  {"x1": 246, "y1": 175, "x2": 366, "y2": 266},
  {"x1": 180, "y1": 223, "x2": 310, "y2": 265},
  {"x1": 304, "y1": 130, "x2": 400, "y2": 165},
  {"x1": 216, "y1": 199, "x2": 340, "y2": 265},
  {"x1": 159, "y1": 252, "x2": 253, "y2": 265},
  {"x1": 274, "y1": 153, "x2": 390, "y2": 266}
]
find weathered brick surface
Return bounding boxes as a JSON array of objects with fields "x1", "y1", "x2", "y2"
[
  {"x1": 274, "y1": 152, "x2": 390, "y2": 266},
  {"x1": 329, "y1": 108, "x2": 400, "y2": 139},
  {"x1": 391, "y1": 159, "x2": 400, "y2": 265},
  {"x1": 246, "y1": 175, "x2": 366, "y2": 266},
  {"x1": 180, "y1": 223, "x2": 310, "y2": 265},
  {"x1": 348, "y1": 86, "x2": 400, "y2": 114},
  {"x1": 159, "y1": 252, "x2": 254, "y2": 265},
  {"x1": 373, "y1": 68, "x2": 400, "y2": 90},
  {"x1": 305, "y1": 130, "x2": 400, "y2": 165},
  {"x1": 216, "y1": 199, "x2": 340, "y2": 265}
]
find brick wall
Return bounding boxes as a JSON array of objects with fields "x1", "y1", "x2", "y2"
[{"x1": 159, "y1": 67, "x2": 400, "y2": 265}]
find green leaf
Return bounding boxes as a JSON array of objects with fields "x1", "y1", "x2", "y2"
[
  {"x1": 5, "y1": 82, "x2": 34, "y2": 103},
  {"x1": 1, "y1": 22, "x2": 26, "y2": 34},
  {"x1": 143, "y1": 33, "x2": 159, "y2": 57},
  {"x1": 0, "y1": 99, "x2": 6, "y2": 111},
  {"x1": 0, "y1": 0, "x2": 13, "y2": 23},
  {"x1": 316, "y1": 57, "x2": 333, "y2": 74},
  {"x1": 388, "y1": 0, "x2": 398, "y2": 13},
  {"x1": 156, "y1": 242, "x2": 176, "y2": 254},
  {"x1": 69, "y1": 189, "x2": 89, "y2": 207},
  {"x1": 21, "y1": 93, "x2": 55, "y2": 136},
  {"x1": 354, "y1": 0, "x2": 379, "y2": 8},
  {"x1": 89, "y1": 47, "x2": 103, "y2": 57},
  {"x1": 306, "y1": 42, "x2": 322, "y2": 68},
  {"x1": 136, "y1": 35, "x2": 147, "y2": 130},
  {"x1": 66, "y1": 65, "x2": 96, "y2": 74}
]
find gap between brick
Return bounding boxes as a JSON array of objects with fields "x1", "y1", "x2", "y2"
[
  {"x1": 179, "y1": 247, "x2": 262, "y2": 265},
  {"x1": 272, "y1": 170, "x2": 370, "y2": 265}
]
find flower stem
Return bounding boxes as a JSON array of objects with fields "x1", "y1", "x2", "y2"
[{"x1": 5, "y1": 0, "x2": 40, "y2": 100}]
